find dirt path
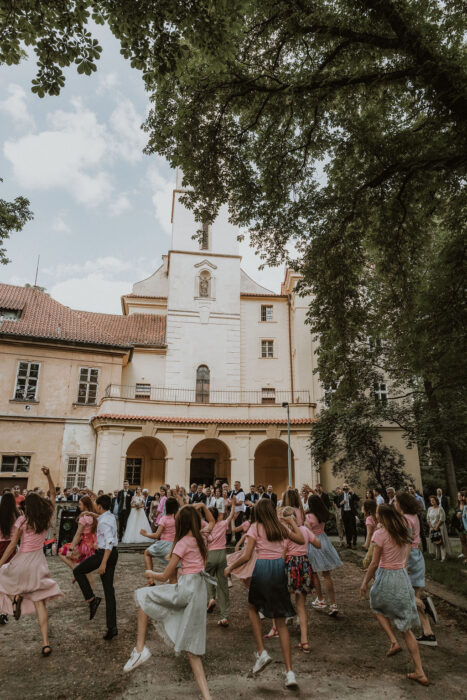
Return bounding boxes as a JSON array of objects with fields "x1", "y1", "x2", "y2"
[{"x1": 1, "y1": 552, "x2": 466, "y2": 699}]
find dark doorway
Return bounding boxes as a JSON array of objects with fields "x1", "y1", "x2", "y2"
[
  {"x1": 190, "y1": 458, "x2": 215, "y2": 485},
  {"x1": 0, "y1": 477, "x2": 28, "y2": 492}
]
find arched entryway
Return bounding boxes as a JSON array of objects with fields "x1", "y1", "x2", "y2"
[
  {"x1": 125, "y1": 437, "x2": 166, "y2": 493},
  {"x1": 190, "y1": 439, "x2": 231, "y2": 485},
  {"x1": 254, "y1": 439, "x2": 294, "y2": 497}
]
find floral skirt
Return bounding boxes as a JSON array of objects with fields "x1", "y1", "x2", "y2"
[
  {"x1": 59, "y1": 532, "x2": 97, "y2": 564},
  {"x1": 285, "y1": 555, "x2": 313, "y2": 593}
]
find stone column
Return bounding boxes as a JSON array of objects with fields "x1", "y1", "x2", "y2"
[
  {"x1": 94, "y1": 428, "x2": 125, "y2": 492},
  {"x1": 290, "y1": 433, "x2": 314, "y2": 488},
  {"x1": 231, "y1": 434, "x2": 250, "y2": 487}
]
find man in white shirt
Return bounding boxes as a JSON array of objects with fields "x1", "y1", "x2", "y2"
[
  {"x1": 231, "y1": 480, "x2": 245, "y2": 543},
  {"x1": 74, "y1": 493, "x2": 119, "y2": 640},
  {"x1": 374, "y1": 488, "x2": 385, "y2": 506}
]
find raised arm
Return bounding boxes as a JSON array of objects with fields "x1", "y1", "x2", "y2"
[
  {"x1": 41, "y1": 466, "x2": 56, "y2": 506},
  {"x1": 281, "y1": 516, "x2": 305, "y2": 544}
]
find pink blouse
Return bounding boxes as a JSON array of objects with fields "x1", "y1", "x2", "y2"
[
  {"x1": 78, "y1": 514, "x2": 94, "y2": 534},
  {"x1": 372, "y1": 527, "x2": 407, "y2": 569},
  {"x1": 306, "y1": 513, "x2": 325, "y2": 535},
  {"x1": 159, "y1": 514, "x2": 176, "y2": 542},
  {"x1": 247, "y1": 523, "x2": 284, "y2": 560},
  {"x1": 15, "y1": 515, "x2": 48, "y2": 553},
  {"x1": 404, "y1": 513, "x2": 420, "y2": 549},
  {"x1": 173, "y1": 535, "x2": 205, "y2": 575},
  {"x1": 284, "y1": 526, "x2": 317, "y2": 557}
]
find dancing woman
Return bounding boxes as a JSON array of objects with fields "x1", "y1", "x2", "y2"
[
  {"x1": 395, "y1": 491, "x2": 438, "y2": 647},
  {"x1": 58, "y1": 495, "x2": 97, "y2": 585},
  {"x1": 360, "y1": 504, "x2": 428, "y2": 687},
  {"x1": 0, "y1": 467, "x2": 63, "y2": 655},
  {"x1": 306, "y1": 495, "x2": 343, "y2": 616},
  {"x1": 280, "y1": 488, "x2": 305, "y2": 525},
  {"x1": 224, "y1": 498, "x2": 302, "y2": 689},
  {"x1": 205, "y1": 502, "x2": 236, "y2": 626},
  {"x1": 141, "y1": 496, "x2": 179, "y2": 580},
  {"x1": 123, "y1": 504, "x2": 215, "y2": 700}
]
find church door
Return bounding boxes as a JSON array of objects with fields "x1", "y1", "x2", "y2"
[{"x1": 190, "y1": 458, "x2": 215, "y2": 485}]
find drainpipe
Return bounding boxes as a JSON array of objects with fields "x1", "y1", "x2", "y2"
[{"x1": 287, "y1": 294, "x2": 294, "y2": 403}]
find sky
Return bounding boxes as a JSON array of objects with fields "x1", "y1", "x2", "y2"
[{"x1": 0, "y1": 23, "x2": 283, "y2": 314}]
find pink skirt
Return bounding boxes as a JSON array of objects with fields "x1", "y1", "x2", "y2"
[
  {"x1": 227, "y1": 548, "x2": 257, "y2": 580},
  {"x1": 0, "y1": 549, "x2": 63, "y2": 615},
  {"x1": 59, "y1": 531, "x2": 97, "y2": 563}
]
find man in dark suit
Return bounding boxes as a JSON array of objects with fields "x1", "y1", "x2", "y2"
[
  {"x1": 245, "y1": 484, "x2": 259, "y2": 520},
  {"x1": 67, "y1": 486, "x2": 81, "y2": 503},
  {"x1": 436, "y1": 488, "x2": 449, "y2": 513},
  {"x1": 190, "y1": 484, "x2": 207, "y2": 505},
  {"x1": 339, "y1": 482, "x2": 360, "y2": 548},
  {"x1": 117, "y1": 480, "x2": 134, "y2": 540},
  {"x1": 266, "y1": 484, "x2": 277, "y2": 507},
  {"x1": 142, "y1": 489, "x2": 154, "y2": 518}
]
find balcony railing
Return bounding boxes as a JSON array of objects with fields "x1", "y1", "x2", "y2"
[{"x1": 104, "y1": 384, "x2": 311, "y2": 405}]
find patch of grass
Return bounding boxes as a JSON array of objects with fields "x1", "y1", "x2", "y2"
[{"x1": 424, "y1": 553, "x2": 467, "y2": 597}]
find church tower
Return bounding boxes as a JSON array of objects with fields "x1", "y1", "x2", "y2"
[{"x1": 164, "y1": 172, "x2": 241, "y2": 396}]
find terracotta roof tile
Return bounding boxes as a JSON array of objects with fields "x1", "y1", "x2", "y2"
[
  {"x1": 93, "y1": 414, "x2": 315, "y2": 425},
  {"x1": 0, "y1": 284, "x2": 166, "y2": 349}
]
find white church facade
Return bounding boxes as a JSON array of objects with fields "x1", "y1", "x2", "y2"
[{"x1": 0, "y1": 174, "x2": 422, "y2": 495}]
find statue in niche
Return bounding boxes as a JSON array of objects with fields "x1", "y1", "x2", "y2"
[{"x1": 199, "y1": 274, "x2": 210, "y2": 297}]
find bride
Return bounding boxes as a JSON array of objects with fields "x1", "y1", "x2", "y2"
[{"x1": 122, "y1": 487, "x2": 153, "y2": 544}]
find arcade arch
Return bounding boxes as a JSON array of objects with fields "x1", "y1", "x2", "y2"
[
  {"x1": 254, "y1": 439, "x2": 294, "y2": 497},
  {"x1": 125, "y1": 436, "x2": 166, "y2": 493}
]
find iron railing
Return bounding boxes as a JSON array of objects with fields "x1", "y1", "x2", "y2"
[{"x1": 104, "y1": 384, "x2": 311, "y2": 405}]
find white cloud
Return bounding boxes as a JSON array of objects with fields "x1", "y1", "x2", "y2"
[
  {"x1": 0, "y1": 84, "x2": 35, "y2": 131},
  {"x1": 52, "y1": 211, "x2": 72, "y2": 235},
  {"x1": 4, "y1": 98, "x2": 113, "y2": 207},
  {"x1": 45, "y1": 256, "x2": 134, "y2": 280},
  {"x1": 50, "y1": 274, "x2": 132, "y2": 313},
  {"x1": 109, "y1": 99, "x2": 146, "y2": 163},
  {"x1": 108, "y1": 192, "x2": 131, "y2": 216},
  {"x1": 147, "y1": 162, "x2": 175, "y2": 235},
  {"x1": 97, "y1": 72, "x2": 119, "y2": 94}
]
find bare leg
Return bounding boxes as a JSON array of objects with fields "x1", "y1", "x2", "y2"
[
  {"x1": 375, "y1": 613, "x2": 398, "y2": 645},
  {"x1": 186, "y1": 652, "x2": 212, "y2": 700},
  {"x1": 135, "y1": 606, "x2": 149, "y2": 652},
  {"x1": 34, "y1": 600, "x2": 49, "y2": 648},
  {"x1": 295, "y1": 593, "x2": 308, "y2": 644},
  {"x1": 414, "y1": 588, "x2": 432, "y2": 636},
  {"x1": 403, "y1": 629, "x2": 426, "y2": 677},
  {"x1": 144, "y1": 549, "x2": 153, "y2": 571},
  {"x1": 322, "y1": 571, "x2": 336, "y2": 605},
  {"x1": 59, "y1": 554, "x2": 75, "y2": 571},
  {"x1": 275, "y1": 617, "x2": 292, "y2": 672},
  {"x1": 312, "y1": 573, "x2": 324, "y2": 600},
  {"x1": 248, "y1": 603, "x2": 265, "y2": 654}
]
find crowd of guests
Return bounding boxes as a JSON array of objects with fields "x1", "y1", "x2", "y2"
[{"x1": 1, "y1": 471, "x2": 466, "y2": 698}]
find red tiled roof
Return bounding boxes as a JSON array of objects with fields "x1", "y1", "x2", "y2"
[
  {"x1": 93, "y1": 414, "x2": 315, "y2": 425},
  {"x1": 0, "y1": 284, "x2": 166, "y2": 349}
]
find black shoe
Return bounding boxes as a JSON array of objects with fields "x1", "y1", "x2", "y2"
[
  {"x1": 103, "y1": 627, "x2": 118, "y2": 640},
  {"x1": 424, "y1": 596, "x2": 438, "y2": 625},
  {"x1": 416, "y1": 634, "x2": 437, "y2": 647},
  {"x1": 89, "y1": 596, "x2": 102, "y2": 620},
  {"x1": 0, "y1": 613, "x2": 8, "y2": 625}
]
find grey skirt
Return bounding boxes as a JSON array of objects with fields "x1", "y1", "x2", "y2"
[
  {"x1": 307, "y1": 532, "x2": 343, "y2": 572},
  {"x1": 407, "y1": 548, "x2": 425, "y2": 588},
  {"x1": 370, "y1": 567, "x2": 419, "y2": 632},
  {"x1": 135, "y1": 572, "x2": 208, "y2": 655},
  {"x1": 148, "y1": 539, "x2": 173, "y2": 564}
]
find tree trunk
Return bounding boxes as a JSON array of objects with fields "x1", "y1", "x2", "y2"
[{"x1": 423, "y1": 378, "x2": 459, "y2": 504}]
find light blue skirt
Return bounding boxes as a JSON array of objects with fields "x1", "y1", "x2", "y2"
[
  {"x1": 407, "y1": 548, "x2": 425, "y2": 588},
  {"x1": 370, "y1": 567, "x2": 419, "y2": 631},
  {"x1": 307, "y1": 532, "x2": 343, "y2": 572},
  {"x1": 148, "y1": 539, "x2": 173, "y2": 565}
]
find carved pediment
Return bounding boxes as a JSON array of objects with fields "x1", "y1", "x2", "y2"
[{"x1": 194, "y1": 259, "x2": 217, "y2": 270}]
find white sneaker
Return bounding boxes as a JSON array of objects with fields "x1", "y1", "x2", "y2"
[
  {"x1": 123, "y1": 646, "x2": 151, "y2": 673},
  {"x1": 228, "y1": 576, "x2": 233, "y2": 588},
  {"x1": 252, "y1": 650, "x2": 272, "y2": 674},
  {"x1": 285, "y1": 616, "x2": 294, "y2": 625},
  {"x1": 458, "y1": 553, "x2": 465, "y2": 559},
  {"x1": 285, "y1": 670, "x2": 298, "y2": 688},
  {"x1": 311, "y1": 597, "x2": 327, "y2": 609}
]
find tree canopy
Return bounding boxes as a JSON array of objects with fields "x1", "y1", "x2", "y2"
[{"x1": 1, "y1": 1, "x2": 466, "y2": 497}]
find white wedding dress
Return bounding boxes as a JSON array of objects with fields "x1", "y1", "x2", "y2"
[{"x1": 122, "y1": 496, "x2": 153, "y2": 544}]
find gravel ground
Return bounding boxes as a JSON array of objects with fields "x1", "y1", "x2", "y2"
[{"x1": 0, "y1": 551, "x2": 466, "y2": 699}]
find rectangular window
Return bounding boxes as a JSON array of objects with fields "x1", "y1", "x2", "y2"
[
  {"x1": 323, "y1": 382, "x2": 337, "y2": 407},
  {"x1": 125, "y1": 458, "x2": 142, "y2": 486},
  {"x1": 261, "y1": 305, "x2": 273, "y2": 322},
  {"x1": 0, "y1": 308, "x2": 20, "y2": 321},
  {"x1": 14, "y1": 361, "x2": 40, "y2": 400},
  {"x1": 77, "y1": 367, "x2": 99, "y2": 405},
  {"x1": 261, "y1": 388, "x2": 276, "y2": 404},
  {"x1": 66, "y1": 456, "x2": 88, "y2": 489},
  {"x1": 135, "y1": 383, "x2": 151, "y2": 399},
  {"x1": 261, "y1": 340, "x2": 274, "y2": 358},
  {"x1": 200, "y1": 222, "x2": 210, "y2": 250},
  {"x1": 1, "y1": 455, "x2": 31, "y2": 473},
  {"x1": 374, "y1": 382, "x2": 389, "y2": 406}
]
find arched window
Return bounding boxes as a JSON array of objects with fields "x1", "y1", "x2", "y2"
[
  {"x1": 196, "y1": 365, "x2": 210, "y2": 403},
  {"x1": 199, "y1": 270, "x2": 211, "y2": 297}
]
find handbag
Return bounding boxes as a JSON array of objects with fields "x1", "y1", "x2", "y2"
[{"x1": 430, "y1": 530, "x2": 442, "y2": 544}]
